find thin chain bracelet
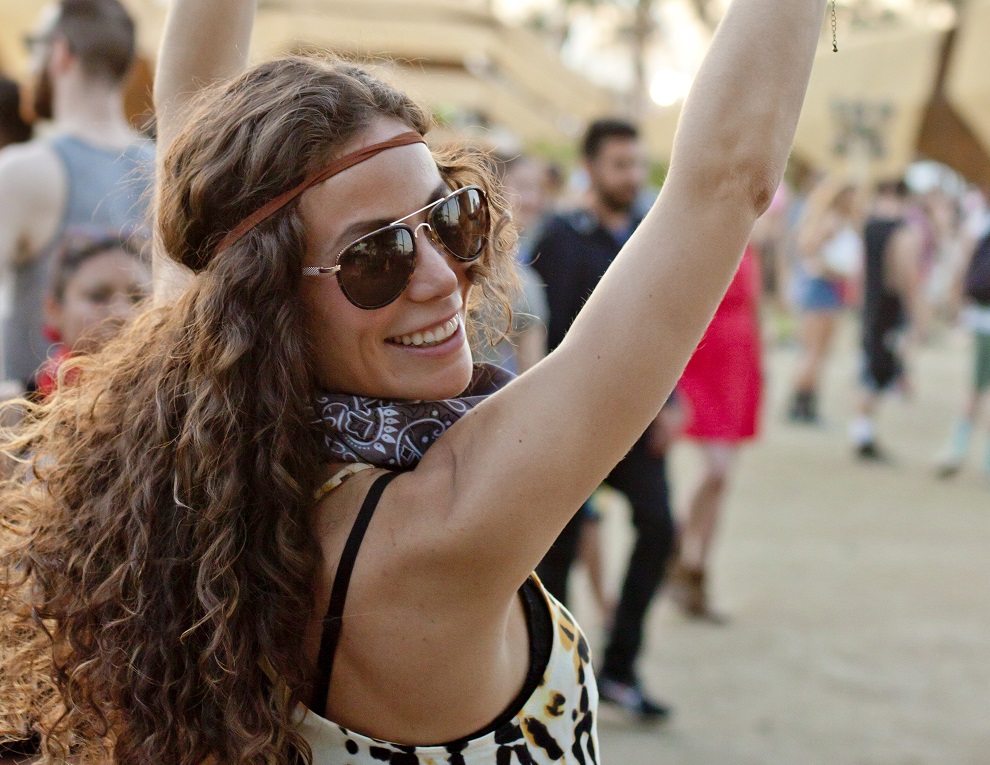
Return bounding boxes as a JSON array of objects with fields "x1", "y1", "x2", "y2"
[{"x1": 832, "y1": 0, "x2": 839, "y2": 52}]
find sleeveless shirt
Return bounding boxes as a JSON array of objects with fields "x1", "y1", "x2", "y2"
[
  {"x1": 298, "y1": 470, "x2": 600, "y2": 764},
  {"x1": 3, "y1": 134, "x2": 155, "y2": 383}
]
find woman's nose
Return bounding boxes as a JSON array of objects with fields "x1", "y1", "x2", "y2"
[{"x1": 404, "y1": 225, "x2": 461, "y2": 303}]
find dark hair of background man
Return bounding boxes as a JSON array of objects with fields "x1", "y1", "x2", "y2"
[
  {"x1": 0, "y1": 77, "x2": 33, "y2": 145},
  {"x1": 51, "y1": 0, "x2": 136, "y2": 84},
  {"x1": 581, "y1": 118, "x2": 639, "y2": 161}
]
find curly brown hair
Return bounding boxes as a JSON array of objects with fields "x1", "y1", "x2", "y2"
[{"x1": 0, "y1": 55, "x2": 517, "y2": 765}]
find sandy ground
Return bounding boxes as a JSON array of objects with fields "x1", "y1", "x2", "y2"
[{"x1": 570, "y1": 318, "x2": 990, "y2": 765}]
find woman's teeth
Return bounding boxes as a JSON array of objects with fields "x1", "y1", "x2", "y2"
[{"x1": 390, "y1": 317, "x2": 459, "y2": 347}]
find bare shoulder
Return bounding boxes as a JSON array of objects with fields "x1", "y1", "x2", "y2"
[
  {"x1": 0, "y1": 140, "x2": 63, "y2": 190},
  {"x1": 0, "y1": 141, "x2": 67, "y2": 256},
  {"x1": 310, "y1": 464, "x2": 385, "y2": 546},
  {"x1": 0, "y1": 142, "x2": 64, "y2": 215},
  {"x1": 312, "y1": 461, "x2": 453, "y2": 561},
  {"x1": 312, "y1": 454, "x2": 494, "y2": 603}
]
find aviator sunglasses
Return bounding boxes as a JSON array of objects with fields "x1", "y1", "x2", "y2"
[{"x1": 301, "y1": 185, "x2": 490, "y2": 309}]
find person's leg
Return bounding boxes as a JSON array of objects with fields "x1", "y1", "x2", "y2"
[
  {"x1": 981, "y1": 390, "x2": 990, "y2": 475},
  {"x1": 853, "y1": 336, "x2": 905, "y2": 461},
  {"x1": 598, "y1": 437, "x2": 676, "y2": 687},
  {"x1": 678, "y1": 442, "x2": 736, "y2": 570},
  {"x1": 576, "y1": 508, "x2": 613, "y2": 623},
  {"x1": 851, "y1": 384, "x2": 880, "y2": 451},
  {"x1": 535, "y1": 506, "x2": 586, "y2": 607},
  {"x1": 940, "y1": 332, "x2": 990, "y2": 476},
  {"x1": 670, "y1": 442, "x2": 736, "y2": 619},
  {"x1": 790, "y1": 309, "x2": 816, "y2": 418},
  {"x1": 938, "y1": 392, "x2": 978, "y2": 477},
  {"x1": 792, "y1": 310, "x2": 838, "y2": 421}
]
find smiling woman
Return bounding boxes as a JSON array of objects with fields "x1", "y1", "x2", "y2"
[
  {"x1": 0, "y1": 0, "x2": 828, "y2": 762},
  {"x1": 293, "y1": 145, "x2": 491, "y2": 399}
]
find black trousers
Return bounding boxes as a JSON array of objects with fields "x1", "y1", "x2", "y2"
[{"x1": 536, "y1": 432, "x2": 676, "y2": 684}]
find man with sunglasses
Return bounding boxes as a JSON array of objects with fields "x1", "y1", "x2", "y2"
[
  {"x1": 0, "y1": 0, "x2": 154, "y2": 387},
  {"x1": 532, "y1": 118, "x2": 679, "y2": 721}
]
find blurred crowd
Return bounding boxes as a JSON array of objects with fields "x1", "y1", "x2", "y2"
[
  {"x1": 769, "y1": 170, "x2": 990, "y2": 474},
  {"x1": 1, "y1": 0, "x2": 989, "y2": 735}
]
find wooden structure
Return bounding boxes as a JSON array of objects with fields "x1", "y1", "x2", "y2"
[
  {"x1": 0, "y1": 0, "x2": 614, "y2": 148},
  {"x1": 2, "y1": 0, "x2": 990, "y2": 179},
  {"x1": 941, "y1": 0, "x2": 990, "y2": 185}
]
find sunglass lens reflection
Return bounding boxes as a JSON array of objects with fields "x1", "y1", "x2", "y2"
[
  {"x1": 431, "y1": 188, "x2": 488, "y2": 262},
  {"x1": 337, "y1": 226, "x2": 416, "y2": 309}
]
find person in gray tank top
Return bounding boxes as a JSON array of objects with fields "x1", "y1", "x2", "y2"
[{"x1": 0, "y1": 0, "x2": 153, "y2": 384}]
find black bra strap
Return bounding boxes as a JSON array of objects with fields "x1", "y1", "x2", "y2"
[{"x1": 310, "y1": 471, "x2": 399, "y2": 718}]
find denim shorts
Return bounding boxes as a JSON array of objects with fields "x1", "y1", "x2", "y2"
[{"x1": 797, "y1": 276, "x2": 843, "y2": 312}]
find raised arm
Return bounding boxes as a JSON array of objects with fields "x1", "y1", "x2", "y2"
[
  {"x1": 152, "y1": 0, "x2": 257, "y2": 299},
  {"x1": 403, "y1": 0, "x2": 829, "y2": 593},
  {"x1": 154, "y1": 0, "x2": 256, "y2": 153}
]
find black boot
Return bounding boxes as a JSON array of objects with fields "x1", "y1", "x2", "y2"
[
  {"x1": 788, "y1": 390, "x2": 810, "y2": 422},
  {"x1": 804, "y1": 390, "x2": 820, "y2": 424}
]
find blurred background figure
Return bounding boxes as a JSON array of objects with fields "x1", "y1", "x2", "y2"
[
  {"x1": 501, "y1": 153, "x2": 547, "y2": 259},
  {"x1": 787, "y1": 177, "x2": 863, "y2": 425},
  {"x1": 901, "y1": 185, "x2": 939, "y2": 343},
  {"x1": 0, "y1": 77, "x2": 34, "y2": 408},
  {"x1": 532, "y1": 118, "x2": 676, "y2": 721},
  {"x1": 668, "y1": 244, "x2": 764, "y2": 622},
  {"x1": 750, "y1": 183, "x2": 793, "y2": 342},
  {"x1": 0, "y1": 77, "x2": 33, "y2": 151},
  {"x1": 851, "y1": 179, "x2": 923, "y2": 462},
  {"x1": 542, "y1": 161, "x2": 568, "y2": 212},
  {"x1": 483, "y1": 152, "x2": 616, "y2": 622},
  {"x1": 33, "y1": 226, "x2": 150, "y2": 397},
  {"x1": 937, "y1": 188, "x2": 990, "y2": 478},
  {"x1": 0, "y1": 0, "x2": 154, "y2": 388},
  {"x1": 474, "y1": 152, "x2": 551, "y2": 374},
  {"x1": 919, "y1": 188, "x2": 966, "y2": 329}
]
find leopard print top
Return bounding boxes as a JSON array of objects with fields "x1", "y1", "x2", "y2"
[{"x1": 296, "y1": 579, "x2": 600, "y2": 764}]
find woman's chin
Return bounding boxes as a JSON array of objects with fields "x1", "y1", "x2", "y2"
[
  {"x1": 322, "y1": 354, "x2": 475, "y2": 401},
  {"x1": 403, "y1": 358, "x2": 475, "y2": 401}
]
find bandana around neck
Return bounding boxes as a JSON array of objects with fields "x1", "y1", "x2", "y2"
[{"x1": 314, "y1": 364, "x2": 513, "y2": 470}]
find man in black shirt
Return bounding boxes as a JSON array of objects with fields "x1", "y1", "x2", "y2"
[{"x1": 532, "y1": 119, "x2": 677, "y2": 721}]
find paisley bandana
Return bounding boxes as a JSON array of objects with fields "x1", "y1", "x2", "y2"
[{"x1": 314, "y1": 364, "x2": 514, "y2": 469}]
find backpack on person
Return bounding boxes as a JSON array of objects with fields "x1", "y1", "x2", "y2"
[{"x1": 964, "y1": 231, "x2": 990, "y2": 306}]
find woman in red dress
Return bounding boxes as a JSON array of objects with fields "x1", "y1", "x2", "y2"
[{"x1": 669, "y1": 245, "x2": 763, "y2": 621}]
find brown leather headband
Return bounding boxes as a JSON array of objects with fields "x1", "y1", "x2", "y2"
[{"x1": 215, "y1": 131, "x2": 427, "y2": 254}]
